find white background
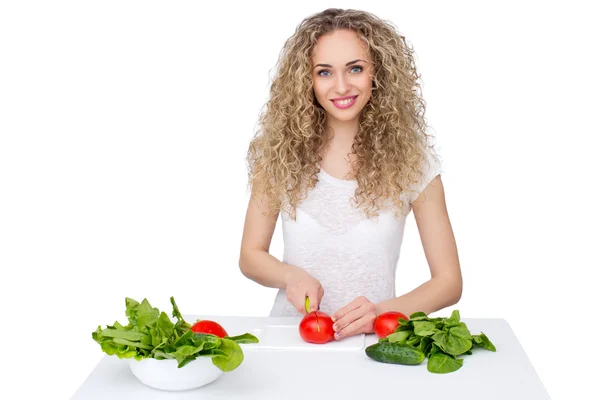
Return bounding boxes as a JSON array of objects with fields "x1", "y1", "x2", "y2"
[{"x1": 1, "y1": 1, "x2": 598, "y2": 399}]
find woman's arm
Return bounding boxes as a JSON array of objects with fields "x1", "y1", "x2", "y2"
[
  {"x1": 375, "y1": 174, "x2": 463, "y2": 316},
  {"x1": 238, "y1": 188, "x2": 324, "y2": 313},
  {"x1": 238, "y1": 189, "x2": 291, "y2": 289},
  {"x1": 330, "y1": 175, "x2": 462, "y2": 340}
]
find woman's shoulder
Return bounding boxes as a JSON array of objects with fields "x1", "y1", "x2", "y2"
[{"x1": 404, "y1": 144, "x2": 443, "y2": 205}]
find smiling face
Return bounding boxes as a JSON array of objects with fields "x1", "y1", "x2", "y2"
[{"x1": 311, "y1": 29, "x2": 375, "y2": 125}]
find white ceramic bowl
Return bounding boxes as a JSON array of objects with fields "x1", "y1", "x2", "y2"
[{"x1": 129, "y1": 356, "x2": 223, "y2": 391}]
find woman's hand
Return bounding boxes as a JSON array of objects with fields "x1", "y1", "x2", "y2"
[
  {"x1": 284, "y1": 266, "x2": 324, "y2": 315},
  {"x1": 331, "y1": 296, "x2": 377, "y2": 340}
]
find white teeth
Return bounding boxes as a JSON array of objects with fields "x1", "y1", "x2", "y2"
[{"x1": 334, "y1": 97, "x2": 355, "y2": 105}]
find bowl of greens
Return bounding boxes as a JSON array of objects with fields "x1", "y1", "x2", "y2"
[
  {"x1": 128, "y1": 356, "x2": 222, "y2": 391},
  {"x1": 92, "y1": 296, "x2": 259, "y2": 391}
]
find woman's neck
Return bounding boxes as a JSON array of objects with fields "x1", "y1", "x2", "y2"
[{"x1": 323, "y1": 118, "x2": 358, "y2": 150}]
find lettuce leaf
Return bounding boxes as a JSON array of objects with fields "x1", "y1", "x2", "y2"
[{"x1": 92, "y1": 296, "x2": 259, "y2": 371}]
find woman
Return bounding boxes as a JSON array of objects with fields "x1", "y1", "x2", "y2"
[{"x1": 239, "y1": 8, "x2": 462, "y2": 341}]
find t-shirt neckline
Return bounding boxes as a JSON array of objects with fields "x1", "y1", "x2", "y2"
[{"x1": 318, "y1": 168, "x2": 358, "y2": 188}]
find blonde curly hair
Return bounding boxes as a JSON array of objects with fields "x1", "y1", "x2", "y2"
[{"x1": 246, "y1": 8, "x2": 439, "y2": 220}]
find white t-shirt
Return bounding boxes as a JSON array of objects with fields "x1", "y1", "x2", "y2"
[{"x1": 269, "y1": 150, "x2": 442, "y2": 317}]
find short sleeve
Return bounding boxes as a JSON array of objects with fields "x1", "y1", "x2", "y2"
[{"x1": 406, "y1": 147, "x2": 443, "y2": 205}]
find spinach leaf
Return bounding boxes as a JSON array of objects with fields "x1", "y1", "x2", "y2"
[
  {"x1": 418, "y1": 336, "x2": 433, "y2": 355},
  {"x1": 430, "y1": 342, "x2": 443, "y2": 355},
  {"x1": 472, "y1": 332, "x2": 497, "y2": 351},
  {"x1": 169, "y1": 344, "x2": 207, "y2": 366},
  {"x1": 394, "y1": 323, "x2": 413, "y2": 332},
  {"x1": 369, "y1": 309, "x2": 498, "y2": 374},
  {"x1": 431, "y1": 327, "x2": 472, "y2": 355},
  {"x1": 406, "y1": 333, "x2": 422, "y2": 346},
  {"x1": 409, "y1": 312, "x2": 429, "y2": 321},
  {"x1": 157, "y1": 312, "x2": 175, "y2": 337},
  {"x1": 413, "y1": 321, "x2": 439, "y2": 336},
  {"x1": 427, "y1": 352, "x2": 464, "y2": 374},
  {"x1": 387, "y1": 330, "x2": 412, "y2": 344},
  {"x1": 211, "y1": 338, "x2": 244, "y2": 372},
  {"x1": 225, "y1": 333, "x2": 260, "y2": 344},
  {"x1": 194, "y1": 333, "x2": 222, "y2": 349},
  {"x1": 450, "y1": 322, "x2": 472, "y2": 339},
  {"x1": 444, "y1": 310, "x2": 461, "y2": 327}
]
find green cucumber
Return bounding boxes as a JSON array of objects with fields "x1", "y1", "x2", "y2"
[{"x1": 365, "y1": 342, "x2": 425, "y2": 365}]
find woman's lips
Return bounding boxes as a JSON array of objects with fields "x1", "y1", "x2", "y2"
[{"x1": 331, "y1": 95, "x2": 358, "y2": 109}]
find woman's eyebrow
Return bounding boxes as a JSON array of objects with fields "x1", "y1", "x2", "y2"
[{"x1": 313, "y1": 59, "x2": 367, "y2": 69}]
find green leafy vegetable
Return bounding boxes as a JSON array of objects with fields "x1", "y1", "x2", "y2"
[
  {"x1": 225, "y1": 333, "x2": 261, "y2": 344},
  {"x1": 472, "y1": 332, "x2": 497, "y2": 351},
  {"x1": 387, "y1": 330, "x2": 412, "y2": 344},
  {"x1": 413, "y1": 321, "x2": 438, "y2": 336},
  {"x1": 92, "y1": 296, "x2": 259, "y2": 372},
  {"x1": 372, "y1": 309, "x2": 496, "y2": 374},
  {"x1": 427, "y1": 352, "x2": 463, "y2": 374},
  {"x1": 211, "y1": 338, "x2": 244, "y2": 372}
]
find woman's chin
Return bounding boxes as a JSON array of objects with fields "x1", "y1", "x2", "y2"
[{"x1": 325, "y1": 110, "x2": 361, "y2": 123}]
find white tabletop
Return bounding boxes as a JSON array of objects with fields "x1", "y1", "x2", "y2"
[{"x1": 72, "y1": 316, "x2": 550, "y2": 399}]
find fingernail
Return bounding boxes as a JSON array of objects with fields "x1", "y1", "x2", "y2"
[
  {"x1": 333, "y1": 324, "x2": 339, "y2": 331},
  {"x1": 335, "y1": 332, "x2": 342, "y2": 339},
  {"x1": 331, "y1": 316, "x2": 337, "y2": 322}
]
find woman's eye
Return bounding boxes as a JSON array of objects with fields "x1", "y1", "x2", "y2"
[{"x1": 317, "y1": 66, "x2": 363, "y2": 77}]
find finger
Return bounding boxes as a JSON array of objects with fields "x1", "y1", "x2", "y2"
[
  {"x1": 306, "y1": 287, "x2": 319, "y2": 312},
  {"x1": 335, "y1": 316, "x2": 366, "y2": 340},
  {"x1": 296, "y1": 299, "x2": 308, "y2": 315},
  {"x1": 297, "y1": 292, "x2": 309, "y2": 315},
  {"x1": 288, "y1": 287, "x2": 308, "y2": 315},
  {"x1": 333, "y1": 306, "x2": 364, "y2": 334},
  {"x1": 336, "y1": 307, "x2": 376, "y2": 340},
  {"x1": 332, "y1": 297, "x2": 363, "y2": 322}
]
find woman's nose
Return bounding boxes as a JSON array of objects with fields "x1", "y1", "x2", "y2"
[{"x1": 335, "y1": 74, "x2": 351, "y2": 94}]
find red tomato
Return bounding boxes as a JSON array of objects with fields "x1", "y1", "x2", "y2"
[
  {"x1": 190, "y1": 320, "x2": 228, "y2": 338},
  {"x1": 373, "y1": 311, "x2": 409, "y2": 338},
  {"x1": 299, "y1": 311, "x2": 335, "y2": 344}
]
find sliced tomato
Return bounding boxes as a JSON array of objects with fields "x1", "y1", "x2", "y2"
[{"x1": 299, "y1": 311, "x2": 335, "y2": 344}]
